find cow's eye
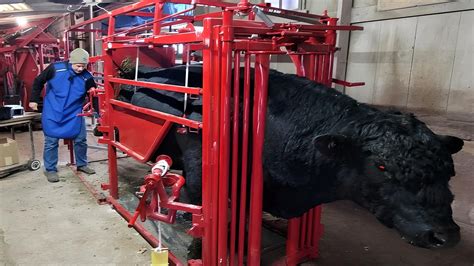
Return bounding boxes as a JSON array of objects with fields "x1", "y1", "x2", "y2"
[{"x1": 377, "y1": 165, "x2": 386, "y2": 171}]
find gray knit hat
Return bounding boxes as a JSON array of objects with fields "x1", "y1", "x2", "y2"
[{"x1": 69, "y1": 48, "x2": 90, "y2": 64}]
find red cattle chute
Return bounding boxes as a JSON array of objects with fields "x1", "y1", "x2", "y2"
[
  {"x1": 68, "y1": 1, "x2": 363, "y2": 265},
  {"x1": 0, "y1": 17, "x2": 61, "y2": 110}
]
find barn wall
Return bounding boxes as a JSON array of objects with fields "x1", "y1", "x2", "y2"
[{"x1": 345, "y1": 1, "x2": 474, "y2": 116}]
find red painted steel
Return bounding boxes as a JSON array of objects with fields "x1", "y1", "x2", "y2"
[
  {"x1": 65, "y1": 1, "x2": 365, "y2": 265},
  {"x1": 210, "y1": 19, "x2": 221, "y2": 265},
  {"x1": 238, "y1": 53, "x2": 252, "y2": 266},
  {"x1": 109, "y1": 77, "x2": 201, "y2": 95},
  {"x1": 229, "y1": 52, "x2": 241, "y2": 266},
  {"x1": 0, "y1": 17, "x2": 60, "y2": 110},
  {"x1": 248, "y1": 54, "x2": 270, "y2": 265},
  {"x1": 216, "y1": 10, "x2": 233, "y2": 265}
]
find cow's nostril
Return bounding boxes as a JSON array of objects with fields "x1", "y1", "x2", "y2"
[{"x1": 429, "y1": 231, "x2": 447, "y2": 246}]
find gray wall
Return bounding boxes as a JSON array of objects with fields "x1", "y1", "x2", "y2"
[{"x1": 346, "y1": 1, "x2": 473, "y2": 115}]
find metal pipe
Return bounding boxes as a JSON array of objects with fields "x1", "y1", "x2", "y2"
[
  {"x1": 106, "y1": 197, "x2": 183, "y2": 266},
  {"x1": 64, "y1": 31, "x2": 70, "y2": 59},
  {"x1": 38, "y1": 45, "x2": 45, "y2": 72},
  {"x1": 309, "y1": 54, "x2": 316, "y2": 81},
  {"x1": 201, "y1": 17, "x2": 219, "y2": 265},
  {"x1": 210, "y1": 23, "x2": 221, "y2": 266},
  {"x1": 238, "y1": 52, "x2": 251, "y2": 266},
  {"x1": 286, "y1": 218, "x2": 301, "y2": 261},
  {"x1": 247, "y1": 53, "x2": 269, "y2": 265},
  {"x1": 229, "y1": 51, "x2": 241, "y2": 266},
  {"x1": 217, "y1": 10, "x2": 233, "y2": 265},
  {"x1": 90, "y1": 5, "x2": 95, "y2": 56},
  {"x1": 68, "y1": 140, "x2": 75, "y2": 165},
  {"x1": 108, "y1": 144, "x2": 118, "y2": 199},
  {"x1": 306, "y1": 208, "x2": 314, "y2": 247},
  {"x1": 153, "y1": 2, "x2": 163, "y2": 35},
  {"x1": 312, "y1": 206, "x2": 322, "y2": 251},
  {"x1": 28, "y1": 122, "x2": 35, "y2": 159},
  {"x1": 300, "y1": 212, "x2": 307, "y2": 248}
]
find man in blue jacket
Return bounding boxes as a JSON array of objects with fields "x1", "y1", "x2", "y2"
[{"x1": 30, "y1": 48, "x2": 96, "y2": 182}]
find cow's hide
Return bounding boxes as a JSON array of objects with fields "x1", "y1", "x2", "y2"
[{"x1": 120, "y1": 64, "x2": 464, "y2": 249}]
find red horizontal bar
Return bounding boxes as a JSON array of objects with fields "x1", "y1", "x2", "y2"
[
  {"x1": 109, "y1": 140, "x2": 146, "y2": 162},
  {"x1": 68, "y1": 0, "x2": 156, "y2": 30},
  {"x1": 161, "y1": 201, "x2": 202, "y2": 214},
  {"x1": 69, "y1": 28, "x2": 106, "y2": 33},
  {"x1": 332, "y1": 79, "x2": 365, "y2": 87},
  {"x1": 104, "y1": 42, "x2": 150, "y2": 49},
  {"x1": 168, "y1": 0, "x2": 234, "y2": 7},
  {"x1": 145, "y1": 32, "x2": 202, "y2": 45},
  {"x1": 89, "y1": 55, "x2": 103, "y2": 63},
  {"x1": 126, "y1": 11, "x2": 154, "y2": 17},
  {"x1": 110, "y1": 99, "x2": 202, "y2": 129},
  {"x1": 27, "y1": 38, "x2": 59, "y2": 44},
  {"x1": 193, "y1": 11, "x2": 223, "y2": 21},
  {"x1": 109, "y1": 77, "x2": 202, "y2": 95}
]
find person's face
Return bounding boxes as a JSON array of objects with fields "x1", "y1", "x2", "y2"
[{"x1": 72, "y1": 63, "x2": 86, "y2": 74}]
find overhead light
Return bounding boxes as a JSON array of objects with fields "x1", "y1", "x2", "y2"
[
  {"x1": 16, "y1": 17, "x2": 28, "y2": 26},
  {"x1": 0, "y1": 3, "x2": 32, "y2": 12}
]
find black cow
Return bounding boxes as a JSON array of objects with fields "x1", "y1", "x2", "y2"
[{"x1": 122, "y1": 65, "x2": 464, "y2": 249}]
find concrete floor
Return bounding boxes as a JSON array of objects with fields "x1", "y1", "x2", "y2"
[{"x1": 1, "y1": 113, "x2": 473, "y2": 265}]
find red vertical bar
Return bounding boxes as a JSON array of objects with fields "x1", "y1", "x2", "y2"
[
  {"x1": 108, "y1": 144, "x2": 119, "y2": 199},
  {"x1": 312, "y1": 206, "x2": 323, "y2": 251},
  {"x1": 306, "y1": 208, "x2": 314, "y2": 246},
  {"x1": 238, "y1": 53, "x2": 251, "y2": 266},
  {"x1": 202, "y1": 17, "x2": 222, "y2": 265},
  {"x1": 326, "y1": 18, "x2": 338, "y2": 87},
  {"x1": 153, "y1": 2, "x2": 163, "y2": 35},
  {"x1": 217, "y1": 10, "x2": 233, "y2": 265},
  {"x1": 300, "y1": 212, "x2": 307, "y2": 248},
  {"x1": 313, "y1": 55, "x2": 318, "y2": 82},
  {"x1": 322, "y1": 54, "x2": 330, "y2": 86},
  {"x1": 201, "y1": 18, "x2": 213, "y2": 265},
  {"x1": 211, "y1": 24, "x2": 222, "y2": 266},
  {"x1": 318, "y1": 55, "x2": 324, "y2": 83},
  {"x1": 102, "y1": 17, "x2": 119, "y2": 198},
  {"x1": 68, "y1": 140, "x2": 75, "y2": 165},
  {"x1": 289, "y1": 54, "x2": 304, "y2": 77},
  {"x1": 328, "y1": 53, "x2": 334, "y2": 86},
  {"x1": 38, "y1": 45, "x2": 45, "y2": 72},
  {"x1": 64, "y1": 31, "x2": 70, "y2": 59},
  {"x1": 107, "y1": 16, "x2": 115, "y2": 40},
  {"x1": 320, "y1": 55, "x2": 326, "y2": 84},
  {"x1": 247, "y1": 54, "x2": 270, "y2": 266},
  {"x1": 309, "y1": 54, "x2": 316, "y2": 81},
  {"x1": 229, "y1": 52, "x2": 241, "y2": 266},
  {"x1": 286, "y1": 218, "x2": 301, "y2": 264}
]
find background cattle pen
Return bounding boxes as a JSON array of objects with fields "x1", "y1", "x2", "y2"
[
  {"x1": 1, "y1": 1, "x2": 473, "y2": 266},
  {"x1": 65, "y1": 1, "x2": 363, "y2": 265}
]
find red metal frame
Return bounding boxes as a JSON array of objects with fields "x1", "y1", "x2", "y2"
[
  {"x1": 67, "y1": 1, "x2": 363, "y2": 265},
  {"x1": 0, "y1": 17, "x2": 61, "y2": 109}
]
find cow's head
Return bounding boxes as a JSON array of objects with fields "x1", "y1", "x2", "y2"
[{"x1": 316, "y1": 113, "x2": 463, "y2": 248}]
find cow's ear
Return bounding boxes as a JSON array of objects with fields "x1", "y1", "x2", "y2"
[
  {"x1": 313, "y1": 134, "x2": 354, "y2": 157},
  {"x1": 437, "y1": 135, "x2": 464, "y2": 154}
]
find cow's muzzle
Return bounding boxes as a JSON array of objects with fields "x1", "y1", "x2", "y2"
[{"x1": 408, "y1": 224, "x2": 460, "y2": 248}]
